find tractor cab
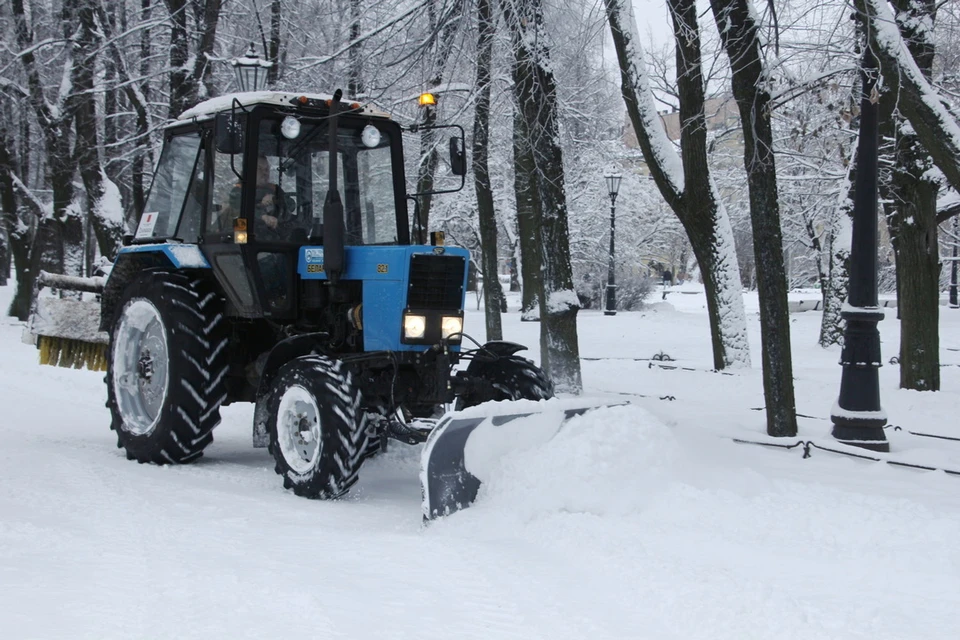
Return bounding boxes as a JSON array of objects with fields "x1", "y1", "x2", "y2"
[{"x1": 132, "y1": 91, "x2": 431, "y2": 320}]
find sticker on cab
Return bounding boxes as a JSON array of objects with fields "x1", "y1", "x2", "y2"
[{"x1": 135, "y1": 211, "x2": 159, "y2": 239}]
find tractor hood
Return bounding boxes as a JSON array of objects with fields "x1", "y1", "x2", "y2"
[{"x1": 298, "y1": 245, "x2": 470, "y2": 352}]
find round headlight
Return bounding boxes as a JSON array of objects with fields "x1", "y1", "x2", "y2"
[
  {"x1": 403, "y1": 314, "x2": 426, "y2": 339},
  {"x1": 361, "y1": 125, "x2": 381, "y2": 148},
  {"x1": 441, "y1": 316, "x2": 463, "y2": 340},
  {"x1": 281, "y1": 116, "x2": 301, "y2": 140}
]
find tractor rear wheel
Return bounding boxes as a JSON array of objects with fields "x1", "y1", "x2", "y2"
[
  {"x1": 106, "y1": 270, "x2": 229, "y2": 463},
  {"x1": 266, "y1": 356, "x2": 371, "y2": 499},
  {"x1": 456, "y1": 355, "x2": 555, "y2": 410}
]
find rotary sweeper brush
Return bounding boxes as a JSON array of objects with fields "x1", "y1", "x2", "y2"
[
  {"x1": 26, "y1": 88, "x2": 615, "y2": 518},
  {"x1": 25, "y1": 271, "x2": 109, "y2": 371}
]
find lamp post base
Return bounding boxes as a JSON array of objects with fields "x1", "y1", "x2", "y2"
[
  {"x1": 604, "y1": 284, "x2": 616, "y2": 317},
  {"x1": 830, "y1": 309, "x2": 888, "y2": 452},
  {"x1": 830, "y1": 415, "x2": 890, "y2": 453}
]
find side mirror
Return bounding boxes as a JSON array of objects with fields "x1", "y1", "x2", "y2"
[
  {"x1": 214, "y1": 112, "x2": 245, "y2": 154},
  {"x1": 449, "y1": 137, "x2": 466, "y2": 176}
]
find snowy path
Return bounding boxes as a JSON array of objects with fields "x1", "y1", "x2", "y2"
[{"x1": 2, "y1": 284, "x2": 959, "y2": 639}]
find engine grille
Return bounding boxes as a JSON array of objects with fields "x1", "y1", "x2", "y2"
[{"x1": 407, "y1": 254, "x2": 466, "y2": 310}]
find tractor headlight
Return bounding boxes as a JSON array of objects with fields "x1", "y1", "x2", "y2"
[
  {"x1": 281, "y1": 116, "x2": 301, "y2": 140},
  {"x1": 403, "y1": 314, "x2": 427, "y2": 340},
  {"x1": 441, "y1": 315, "x2": 463, "y2": 340}
]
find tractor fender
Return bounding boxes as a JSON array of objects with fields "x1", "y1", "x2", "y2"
[
  {"x1": 254, "y1": 333, "x2": 331, "y2": 402},
  {"x1": 252, "y1": 332, "x2": 331, "y2": 448},
  {"x1": 475, "y1": 340, "x2": 527, "y2": 360},
  {"x1": 99, "y1": 245, "x2": 212, "y2": 331}
]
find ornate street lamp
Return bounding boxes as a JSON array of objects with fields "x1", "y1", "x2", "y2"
[
  {"x1": 231, "y1": 44, "x2": 273, "y2": 93},
  {"x1": 830, "y1": 45, "x2": 888, "y2": 452},
  {"x1": 604, "y1": 172, "x2": 622, "y2": 316},
  {"x1": 950, "y1": 215, "x2": 958, "y2": 309}
]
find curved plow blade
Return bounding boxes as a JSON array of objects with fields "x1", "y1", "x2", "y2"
[{"x1": 420, "y1": 400, "x2": 624, "y2": 521}]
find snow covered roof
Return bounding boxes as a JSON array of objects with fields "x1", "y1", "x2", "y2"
[{"x1": 177, "y1": 91, "x2": 392, "y2": 121}]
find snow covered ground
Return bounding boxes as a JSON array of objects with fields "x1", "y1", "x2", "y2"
[{"x1": 2, "y1": 281, "x2": 959, "y2": 639}]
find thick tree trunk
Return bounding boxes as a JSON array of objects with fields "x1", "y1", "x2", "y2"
[
  {"x1": 472, "y1": 0, "x2": 503, "y2": 341},
  {"x1": 10, "y1": 0, "x2": 85, "y2": 304},
  {"x1": 0, "y1": 120, "x2": 34, "y2": 319},
  {"x1": 893, "y1": 181, "x2": 940, "y2": 389},
  {"x1": 500, "y1": 0, "x2": 581, "y2": 393},
  {"x1": 604, "y1": 0, "x2": 750, "y2": 370},
  {"x1": 854, "y1": 0, "x2": 960, "y2": 198},
  {"x1": 513, "y1": 110, "x2": 541, "y2": 321},
  {"x1": 711, "y1": 0, "x2": 797, "y2": 437},
  {"x1": 166, "y1": 0, "x2": 222, "y2": 118},
  {"x1": 73, "y1": 0, "x2": 124, "y2": 261},
  {"x1": 166, "y1": 0, "x2": 191, "y2": 119},
  {"x1": 875, "y1": 0, "x2": 941, "y2": 391}
]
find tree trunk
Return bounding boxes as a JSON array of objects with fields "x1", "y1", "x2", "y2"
[
  {"x1": 166, "y1": 0, "x2": 222, "y2": 118},
  {"x1": 73, "y1": 0, "x2": 124, "y2": 261},
  {"x1": 892, "y1": 180, "x2": 940, "y2": 389},
  {"x1": 0, "y1": 119, "x2": 34, "y2": 319},
  {"x1": 711, "y1": 0, "x2": 797, "y2": 437},
  {"x1": 473, "y1": 0, "x2": 503, "y2": 341},
  {"x1": 500, "y1": 0, "x2": 581, "y2": 393},
  {"x1": 166, "y1": 0, "x2": 191, "y2": 119},
  {"x1": 268, "y1": 0, "x2": 283, "y2": 87},
  {"x1": 854, "y1": 0, "x2": 960, "y2": 198},
  {"x1": 513, "y1": 110, "x2": 541, "y2": 321},
  {"x1": 604, "y1": 0, "x2": 750, "y2": 370},
  {"x1": 876, "y1": 0, "x2": 941, "y2": 391},
  {"x1": 820, "y1": 155, "x2": 855, "y2": 347}
]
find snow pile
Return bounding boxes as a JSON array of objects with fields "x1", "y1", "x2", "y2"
[{"x1": 468, "y1": 404, "x2": 683, "y2": 519}]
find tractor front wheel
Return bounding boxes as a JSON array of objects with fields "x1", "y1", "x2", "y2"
[{"x1": 267, "y1": 356, "x2": 371, "y2": 499}]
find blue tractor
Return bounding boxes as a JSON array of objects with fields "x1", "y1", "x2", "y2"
[{"x1": 32, "y1": 90, "x2": 554, "y2": 501}]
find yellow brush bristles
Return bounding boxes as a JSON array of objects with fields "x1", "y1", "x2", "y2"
[{"x1": 37, "y1": 336, "x2": 108, "y2": 371}]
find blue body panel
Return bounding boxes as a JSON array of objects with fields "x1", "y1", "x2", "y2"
[
  {"x1": 117, "y1": 243, "x2": 211, "y2": 269},
  {"x1": 298, "y1": 245, "x2": 470, "y2": 352}
]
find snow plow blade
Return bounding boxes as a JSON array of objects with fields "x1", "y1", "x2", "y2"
[
  {"x1": 420, "y1": 399, "x2": 624, "y2": 521},
  {"x1": 25, "y1": 271, "x2": 108, "y2": 371}
]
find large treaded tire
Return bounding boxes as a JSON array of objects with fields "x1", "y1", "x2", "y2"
[
  {"x1": 456, "y1": 355, "x2": 555, "y2": 410},
  {"x1": 266, "y1": 356, "x2": 370, "y2": 499},
  {"x1": 106, "y1": 270, "x2": 229, "y2": 464}
]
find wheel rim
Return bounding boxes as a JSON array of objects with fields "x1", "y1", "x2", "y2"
[
  {"x1": 276, "y1": 384, "x2": 322, "y2": 474},
  {"x1": 112, "y1": 299, "x2": 169, "y2": 436}
]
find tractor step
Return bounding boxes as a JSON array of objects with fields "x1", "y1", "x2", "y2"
[{"x1": 386, "y1": 416, "x2": 438, "y2": 445}]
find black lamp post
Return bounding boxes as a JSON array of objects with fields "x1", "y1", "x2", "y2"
[
  {"x1": 604, "y1": 172, "x2": 622, "y2": 316},
  {"x1": 830, "y1": 45, "x2": 888, "y2": 452},
  {"x1": 950, "y1": 215, "x2": 958, "y2": 309},
  {"x1": 231, "y1": 44, "x2": 273, "y2": 93}
]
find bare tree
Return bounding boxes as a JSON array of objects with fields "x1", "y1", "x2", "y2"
[
  {"x1": 165, "y1": 0, "x2": 223, "y2": 119},
  {"x1": 472, "y1": 0, "x2": 505, "y2": 339},
  {"x1": 603, "y1": 0, "x2": 751, "y2": 370},
  {"x1": 710, "y1": 0, "x2": 797, "y2": 436},
  {"x1": 499, "y1": 0, "x2": 582, "y2": 393}
]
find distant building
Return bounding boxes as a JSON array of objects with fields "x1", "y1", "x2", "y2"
[{"x1": 624, "y1": 95, "x2": 740, "y2": 153}]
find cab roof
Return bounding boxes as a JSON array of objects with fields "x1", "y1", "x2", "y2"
[{"x1": 177, "y1": 91, "x2": 392, "y2": 122}]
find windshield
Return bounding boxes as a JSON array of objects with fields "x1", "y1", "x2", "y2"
[{"x1": 246, "y1": 117, "x2": 399, "y2": 245}]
